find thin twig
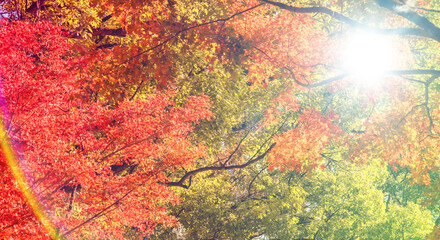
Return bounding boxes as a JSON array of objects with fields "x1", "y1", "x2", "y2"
[{"x1": 65, "y1": 188, "x2": 134, "y2": 235}]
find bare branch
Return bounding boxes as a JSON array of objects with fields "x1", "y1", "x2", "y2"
[
  {"x1": 400, "y1": 76, "x2": 427, "y2": 84},
  {"x1": 397, "y1": 75, "x2": 439, "y2": 133},
  {"x1": 101, "y1": 14, "x2": 112, "y2": 23},
  {"x1": 417, "y1": 7, "x2": 440, "y2": 13},
  {"x1": 223, "y1": 130, "x2": 251, "y2": 166},
  {"x1": 284, "y1": 67, "x2": 349, "y2": 88},
  {"x1": 424, "y1": 75, "x2": 438, "y2": 133},
  {"x1": 260, "y1": 0, "x2": 437, "y2": 40},
  {"x1": 65, "y1": 188, "x2": 134, "y2": 236},
  {"x1": 284, "y1": 68, "x2": 440, "y2": 89},
  {"x1": 374, "y1": 0, "x2": 440, "y2": 42},
  {"x1": 92, "y1": 28, "x2": 126, "y2": 37},
  {"x1": 65, "y1": 28, "x2": 127, "y2": 39},
  {"x1": 98, "y1": 138, "x2": 149, "y2": 163},
  {"x1": 248, "y1": 165, "x2": 268, "y2": 196},
  {"x1": 40, "y1": 177, "x2": 74, "y2": 201},
  {"x1": 389, "y1": 69, "x2": 440, "y2": 76},
  {"x1": 166, "y1": 143, "x2": 276, "y2": 188},
  {"x1": 397, "y1": 103, "x2": 425, "y2": 127},
  {"x1": 167, "y1": 115, "x2": 288, "y2": 188},
  {"x1": 129, "y1": 79, "x2": 144, "y2": 101}
]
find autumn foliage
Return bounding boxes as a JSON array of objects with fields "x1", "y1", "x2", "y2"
[
  {"x1": 1, "y1": 0, "x2": 440, "y2": 238},
  {"x1": 0, "y1": 21, "x2": 212, "y2": 238}
]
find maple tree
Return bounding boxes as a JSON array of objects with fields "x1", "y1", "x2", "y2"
[
  {"x1": 0, "y1": 20, "x2": 212, "y2": 239},
  {"x1": 1, "y1": 0, "x2": 440, "y2": 239}
]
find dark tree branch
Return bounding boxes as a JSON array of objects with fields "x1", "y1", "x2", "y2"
[
  {"x1": 325, "y1": 207, "x2": 341, "y2": 223},
  {"x1": 284, "y1": 68, "x2": 440, "y2": 89},
  {"x1": 96, "y1": 43, "x2": 117, "y2": 50},
  {"x1": 91, "y1": 28, "x2": 126, "y2": 37},
  {"x1": 167, "y1": 117, "x2": 289, "y2": 189},
  {"x1": 374, "y1": 0, "x2": 440, "y2": 41},
  {"x1": 25, "y1": 0, "x2": 47, "y2": 14},
  {"x1": 424, "y1": 75, "x2": 438, "y2": 133},
  {"x1": 66, "y1": 28, "x2": 126, "y2": 39},
  {"x1": 223, "y1": 129, "x2": 251, "y2": 166},
  {"x1": 98, "y1": 138, "x2": 150, "y2": 163},
  {"x1": 321, "y1": 153, "x2": 351, "y2": 171},
  {"x1": 40, "y1": 177, "x2": 74, "y2": 201},
  {"x1": 389, "y1": 69, "x2": 440, "y2": 76},
  {"x1": 260, "y1": 0, "x2": 437, "y2": 40},
  {"x1": 396, "y1": 75, "x2": 439, "y2": 133},
  {"x1": 253, "y1": 46, "x2": 272, "y2": 59},
  {"x1": 400, "y1": 76, "x2": 427, "y2": 84},
  {"x1": 284, "y1": 67, "x2": 349, "y2": 88},
  {"x1": 397, "y1": 103, "x2": 425, "y2": 127},
  {"x1": 166, "y1": 143, "x2": 275, "y2": 188},
  {"x1": 101, "y1": 14, "x2": 113, "y2": 23},
  {"x1": 313, "y1": 228, "x2": 320, "y2": 240},
  {"x1": 418, "y1": 7, "x2": 440, "y2": 13},
  {"x1": 0, "y1": 214, "x2": 34, "y2": 234},
  {"x1": 248, "y1": 165, "x2": 268, "y2": 196},
  {"x1": 67, "y1": 184, "x2": 77, "y2": 212},
  {"x1": 260, "y1": 0, "x2": 368, "y2": 25},
  {"x1": 129, "y1": 79, "x2": 144, "y2": 101},
  {"x1": 65, "y1": 188, "x2": 134, "y2": 235}
]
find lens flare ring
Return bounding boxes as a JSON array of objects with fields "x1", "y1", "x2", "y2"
[{"x1": 1, "y1": 119, "x2": 64, "y2": 239}]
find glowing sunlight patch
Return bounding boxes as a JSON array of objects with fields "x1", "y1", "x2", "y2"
[{"x1": 342, "y1": 31, "x2": 397, "y2": 87}]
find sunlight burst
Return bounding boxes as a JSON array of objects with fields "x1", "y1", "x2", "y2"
[{"x1": 342, "y1": 31, "x2": 397, "y2": 87}]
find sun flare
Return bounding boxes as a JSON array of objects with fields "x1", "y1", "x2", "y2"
[{"x1": 342, "y1": 31, "x2": 398, "y2": 86}]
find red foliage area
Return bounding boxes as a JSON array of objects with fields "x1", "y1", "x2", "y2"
[
  {"x1": 0, "y1": 21, "x2": 212, "y2": 238},
  {"x1": 226, "y1": 0, "x2": 333, "y2": 85}
]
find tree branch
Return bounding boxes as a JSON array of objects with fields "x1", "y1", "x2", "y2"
[
  {"x1": 284, "y1": 67, "x2": 349, "y2": 88},
  {"x1": 101, "y1": 14, "x2": 113, "y2": 23},
  {"x1": 40, "y1": 177, "x2": 74, "y2": 200},
  {"x1": 98, "y1": 138, "x2": 149, "y2": 163},
  {"x1": 92, "y1": 28, "x2": 126, "y2": 37},
  {"x1": 65, "y1": 188, "x2": 134, "y2": 236},
  {"x1": 166, "y1": 105, "x2": 290, "y2": 189},
  {"x1": 129, "y1": 79, "x2": 144, "y2": 101},
  {"x1": 260, "y1": 0, "x2": 366, "y2": 25},
  {"x1": 424, "y1": 75, "x2": 438, "y2": 133},
  {"x1": 248, "y1": 165, "x2": 268, "y2": 196},
  {"x1": 284, "y1": 68, "x2": 440, "y2": 88},
  {"x1": 397, "y1": 103, "x2": 425, "y2": 127},
  {"x1": 260, "y1": 0, "x2": 436, "y2": 40},
  {"x1": 389, "y1": 69, "x2": 440, "y2": 76},
  {"x1": 417, "y1": 7, "x2": 440, "y2": 14},
  {"x1": 166, "y1": 143, "x2": 275, "y2": 188},
  {"x1": 223, "y1": 129, "x2": 251, "y2": 166},
  {"x1": 66, "y1": 28, "x2": 127, "y2": 39},
  {"x1": 396, "y1": 75, "x2": 439, "y2": 133},
  {"x1": 374, "y1": 0, "x2": 440, "y2": 42}
]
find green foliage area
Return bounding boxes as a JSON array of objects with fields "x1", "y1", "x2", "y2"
[{"x1": 147, "y1": 162, "x2": 434, "y2": 239}]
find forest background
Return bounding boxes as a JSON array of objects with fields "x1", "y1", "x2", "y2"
[{"x1": 1, "y1": 0, "x2": 440, "y2": 239}]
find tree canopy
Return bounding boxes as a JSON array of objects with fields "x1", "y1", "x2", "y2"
[{"x1": 1, "y1": 0, "x2": 440, "y2": 239}]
